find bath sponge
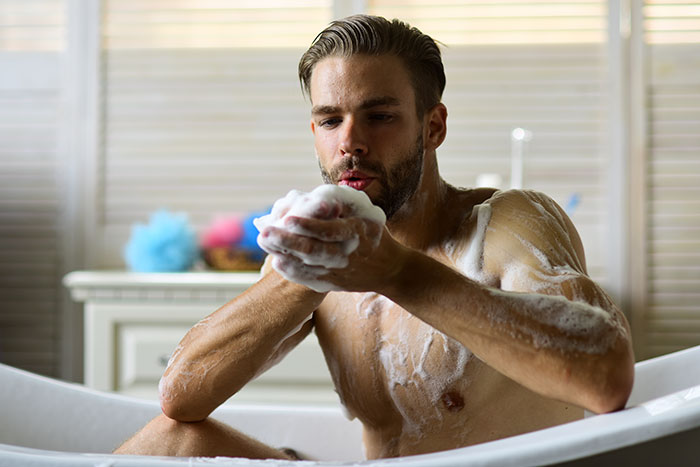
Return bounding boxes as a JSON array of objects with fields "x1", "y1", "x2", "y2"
[
  {"x1": 200, "y1": 215, "x2": 244, "y2": 249},
  {"x1": 238, "y1": 208, "x2": 271, "y2": 262},
  {"x1": 123, "y1": 210, "x2": 198, "y2": 272}
]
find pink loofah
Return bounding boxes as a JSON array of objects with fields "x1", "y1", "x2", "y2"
[{"x1": 200, "y1": 215, "x2": 244, "y2": 249}]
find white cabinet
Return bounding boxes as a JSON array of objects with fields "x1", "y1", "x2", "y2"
[{"x1": 64, "y1": 271, "x2": 337, "y2": 405}]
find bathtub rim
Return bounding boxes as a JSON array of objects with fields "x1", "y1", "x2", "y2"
[
  {"x1": 2, "y1": 381, "x2": 700, "y2": 466},
  {"x1": 3, "y1": 345, "x2": 700, "y2": 466}
]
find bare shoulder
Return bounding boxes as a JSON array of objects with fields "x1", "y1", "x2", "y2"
[{"x1": 479, "y1": 189, "x2": 588, "y2": 290}]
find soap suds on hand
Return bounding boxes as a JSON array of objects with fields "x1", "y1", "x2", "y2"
[{"x1": 255, "y1": 184, "x2": 386, "y2": 292}]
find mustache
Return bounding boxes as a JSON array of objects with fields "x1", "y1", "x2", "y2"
[{"x1": 328, "y1": 156, "x2": 386, "y2": 180}]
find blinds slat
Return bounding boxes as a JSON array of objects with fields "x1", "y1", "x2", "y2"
[
  {"x1": 646, "y1": 14, "x2": 700, "y2": 354},
  {"x1": 0, "y1": 1, "x2": 64, "y2": 377}
]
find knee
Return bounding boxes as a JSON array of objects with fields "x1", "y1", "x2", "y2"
[
  {"x1": 151, "y1": 412, "x2": 189, "y2": 432},
  {"x1": 114, "y1": 413, "x2": 206, "y2": 456},
  {"x1": 147, "y1": 412, "x2": 217, "y2": 443}
]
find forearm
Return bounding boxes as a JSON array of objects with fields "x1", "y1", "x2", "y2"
[
  {"x1": 159, "y1": 270, "x2": 325, "y2": 421},
  {"x1": 379, "y1": 248, "x2": 634, "y2": 413}
]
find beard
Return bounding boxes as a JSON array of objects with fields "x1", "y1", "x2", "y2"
[{"x1": 318, "y1": 133, "x2": 424, "y2": 220}]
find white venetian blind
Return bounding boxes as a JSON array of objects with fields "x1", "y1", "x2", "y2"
[
  {"x1": 97, "y1": 0, "x2": 331, "y2": 267},
  {"x1": 644, "y1": 0, "x2": 700, "y2": 357},
  {"x1": 369, "y1": 1, "x2": 611, "y2": 285},
  {"x1": 0, "y1": 0, "x2": 66, "y2": 376}
]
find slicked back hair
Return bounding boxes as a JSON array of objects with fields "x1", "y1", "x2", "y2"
[{"x1": 298, "y1": 15, "x2": 445, "y2": 116}]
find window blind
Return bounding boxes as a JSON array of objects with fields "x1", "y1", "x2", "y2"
[
  {"x1": 369, "y1": 1, "x2": 611, "y2": 286},
  {"x1": 644, "y1": 0, "x2": 700, "y2": 357},
  {"x1": 96, "y1": 0, "x2": 331, "y2": 267},
  {"x1": 0, "y1": 0, "x2": 66, "y2": 376},
  {"x1": 93, "y1": 1, "x2": 700, "y2": 360},
  {"x1": 99, "y1": 0, "x2": 611, "y2": 287}
]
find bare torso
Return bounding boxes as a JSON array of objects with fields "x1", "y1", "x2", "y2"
[
  {"x1": 147, "y1": 185, "x2": 629, "y2": 462},
  {"x1": 313, "y1": 187, "x2": 584, "y2": 458}
]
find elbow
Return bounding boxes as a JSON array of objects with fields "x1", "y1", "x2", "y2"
[
  {"x1": 586, "y1": 376, "x2": 633, "y2": 414},
  {"x1": 585, "y1": 345, "x2": 635, "y2": 414},
  {"x1": 158, "y1": 376, "x2": 211, "y2": 422},
  {"x1": 159, "y1": 398, "x2": 209, "y2": 423}
]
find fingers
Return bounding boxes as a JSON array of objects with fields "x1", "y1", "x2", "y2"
[
  {"x1": 258, "y1": 226, "x2": 351, "y2": 268},
  {"x1": 308, "y1": 200, "x2": 344, "y2": 219},
  {"x1": 270, "y1": 254, "x2": 338, "y2": 293},
  {"x1": 283, "y1": 216, "x2": 358, "y2": 242},
  {"x1": 255, "y1": 208, "x2": 386, "y2": 294},
  {"x1": 254, "y1": 198, "x2": 345, "y2": 233}
]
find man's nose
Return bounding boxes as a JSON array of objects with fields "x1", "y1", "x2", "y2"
[{"x1": 338, "y1": 119, "x2": 368, "y2": 157}]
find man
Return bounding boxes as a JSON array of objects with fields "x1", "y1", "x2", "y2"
[{"x1": 116, "y1": 15, "x2": 634, "y2": 460}]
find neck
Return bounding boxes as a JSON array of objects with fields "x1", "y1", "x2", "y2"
[{"x1": 385, "y1": 154, "x2": 451, "y2": 251}]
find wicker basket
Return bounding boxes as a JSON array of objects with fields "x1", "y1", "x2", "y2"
[{"x1": 202, "y1": 247, "x2": 264, "y2": 271}]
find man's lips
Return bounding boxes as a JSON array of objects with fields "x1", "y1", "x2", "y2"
[{"x1": 338, "y1": 170, "x2": 375, "y2": 190}]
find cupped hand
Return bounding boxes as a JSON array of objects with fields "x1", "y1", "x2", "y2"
[
  {"x1": 258, "y1": 213, "x2": 405, "y2": 293},
  {"x1": 257, "y1": 183, "x2": 415, "y2": 292}
]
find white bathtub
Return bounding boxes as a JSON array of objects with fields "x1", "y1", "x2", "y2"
[{"x1": 2, "y1": 345, "x2": 700, "y2": 466}]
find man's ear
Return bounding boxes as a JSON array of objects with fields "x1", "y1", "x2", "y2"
[
  {"x1": 424, "y1": 103, "x2": 447, "y2": 150},
  {"x1": 310, "y1": 118, "x2": 316, "y2": 135}
]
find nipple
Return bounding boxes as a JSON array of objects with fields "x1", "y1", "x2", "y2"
[{"x1": 441, "y1": 391, "x2": 465, "y2": 412}]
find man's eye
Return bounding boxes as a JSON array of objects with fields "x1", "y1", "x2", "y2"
[{"x1": 320, "y1": 118, "x2": 341, "y2": 128}]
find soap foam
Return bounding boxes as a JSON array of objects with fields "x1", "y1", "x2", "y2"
[
  {"x1": 446, "y1": 191, "x2": 626, "y2": 356},
  {"x1": 485, "y1": 288, "x2": 626, "y2": 354},
  {"x1": 357, "y1": 292, "x2": 393, "y2": 318},
  {"x1": 255, "y1": 185, "x2": 387, "y2": 292},
  {"x1": 254, "y1": 184, "x2": 386, "y2": 232},
  {"x1": 378, "y1": 312, "x2": 473, "y2": 439},
  {"x1": 457, "y1": 202, "x2": 498, "y2": 285}
]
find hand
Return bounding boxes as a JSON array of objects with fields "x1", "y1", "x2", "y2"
[
  {"x1": 259, "y1": 215, "x2": 402, "y2": 293},
  {"x1": 255, "y1": 185, "x2": 401, "y2": 293}
]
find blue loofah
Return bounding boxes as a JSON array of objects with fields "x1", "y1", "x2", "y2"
[
  {"x1": 238, "y1": 207, "x2": 271, "y2": 262},
  {"x1": 124, "y1": 210, "x2": 198, "y2": 272}
]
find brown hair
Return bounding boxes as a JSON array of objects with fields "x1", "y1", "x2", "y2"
[{"x1": 298, "y1": 15, "x2": 445, "y2": 116}]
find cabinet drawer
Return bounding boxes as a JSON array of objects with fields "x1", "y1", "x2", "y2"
[
  {"x1": 117, "y1": 324, "x2": 190, "y2": 390},
  {"x1": 116, "y1": 323, "x2": 334, "y2": 401}
]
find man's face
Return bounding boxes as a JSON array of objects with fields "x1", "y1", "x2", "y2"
[{"x1": 309, "y1": 54, "x2": 425, "y2": 220}]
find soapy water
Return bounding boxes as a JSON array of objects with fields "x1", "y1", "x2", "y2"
[{"x1": 255, "y1": 185, "x2": 387, "y2": 292}]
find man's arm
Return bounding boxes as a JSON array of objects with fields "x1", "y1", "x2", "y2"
[
  {"x1": 382, "y1": 250, "x2": 633, "y2": 414},
  {"x1": 266, "y1": 189, "x2": 634, "y2": 414},
  {"x1": 380, "y1": 190, "x2": 634, "y2": 413},
  {"x1": 158, "y1": 266, "x2": 325, "y2": 422}
]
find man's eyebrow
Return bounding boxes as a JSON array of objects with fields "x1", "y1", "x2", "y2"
[
  {"x1": 311, "y1": 96, "x2": 402, "y2": 115},
  {"x1": 311, "y1": 105, "x2": 339, "y2": 116}
]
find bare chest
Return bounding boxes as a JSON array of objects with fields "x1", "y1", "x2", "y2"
[{"x1": 315, "y1": 292, "x2": 476, "y2": 438}]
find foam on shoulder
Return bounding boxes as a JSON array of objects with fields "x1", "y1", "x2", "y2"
[{"x1": 457, "y1": 202, "x2": 494, "y2": 284}]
